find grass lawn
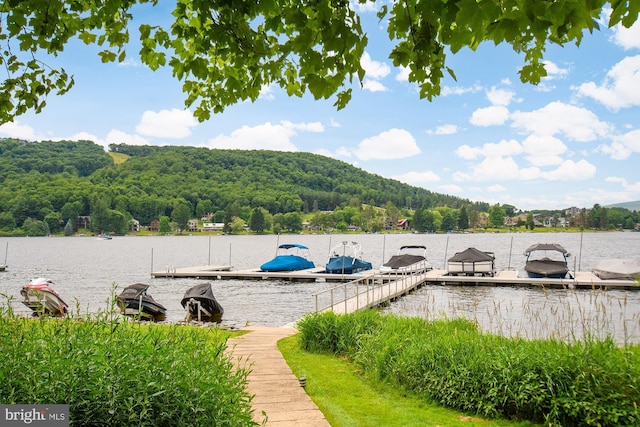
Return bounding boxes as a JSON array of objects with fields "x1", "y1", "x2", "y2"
[{"x1": 278, "y1": 335, "x2": 539, "y2": 427}]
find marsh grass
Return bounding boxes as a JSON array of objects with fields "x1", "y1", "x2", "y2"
[
  {"x1": 388, "y1": 285, "x2": 640, "y2": 345},
  {"x1": 0, "y1": 292, "x2": 257, "y2": 426},
  {"x1": 297, "y1": 311, "x2": 640, "y2": 426}
]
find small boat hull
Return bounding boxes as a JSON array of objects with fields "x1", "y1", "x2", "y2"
[
  {"x1": 261, "y1": 244, "x2": 315, "y2": 272},
  {"x1": 117, "y1": 283, "x2": 166, "y2": 321},
  {"x1": 592, "y1": 259, "x2": 640, "y2": 281},
  {"x1": 524, "y1": 243, "x2": 571, "y2": 279},
  {"x1": 181, "y1": 283, "x2": 224, "y2": 323},
  {"x1": 447, "y1": 248, "x2": 495, "y2": 277},
  {"x1": 325, "y1": 256, "x2": 372, "y2": 274},
  {"x1": 20, "y1": 278, "x2": 68, "y2": 317}
]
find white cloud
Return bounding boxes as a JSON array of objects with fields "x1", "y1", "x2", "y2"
[
  {"x1": 361, "y1": 52, "x2": 391, "y2": 79},
  {"x1": 362, "y1": 79, "x2": 389, "y2": 92},
  {"x1": 599, "y1": 128, "x2": 640, "y2": 159},
  {"x1": 542, "y1": 60, "x2": 569, "y2": 80},
  {"x1": 510, "y1": 101, "x2": 610, "y2": 141},
  {"x1": 428, "y1": 124, "x2": 458, "y2": 135},
  {"x1": 392, "y1": 170, "x2": 441, "y2": 184},
  {"x1": 611, "y1": 20, "x2": 640, "y2": 49},
  {"x1": 541, "y1": 159, "x2": 596, "y2": 181},
  {"x1": 469, "y1": 105, "x2": 510, "y2": 126},
  {"x1": 395, "y1": 66, "x2": 410, "y2": 82},
  {"x1": 576, "y1": 55, "x2": 640, "y2": 110},
  {"x1": 207, "y1": 122, "x2": 298, "y2": 151},
  {"x1": 105, "y1": 130, "x2": 150, "y2": 147},
  {"x1": 487, "y1": 184, "x2": 506, "y2": 192},
  {"x1": 521, "y1": 134, "x2": 567, "y2": 166},
  {"x1": 259, "y1": 84, "x2": 275, "y2": 100},
  {"x1": 281, "y1": 120, "x2": 324, "y2": 132},
  {"x1": 438, "y1": 184, "x2": 463, "y2": 193},
  {"x1": 486, "y1": 87, "x2": 515, "y2": 106},
  {"x1": 606, "y1": 176, "x2": 640, "y2": 192},
  {"x1": 441, "y1": 84, "x2": 483, "y2": 96},
  {"x1": 455, "y1": 139, "x2": 522, "y2": 160},
  {"x1": 0, "y1": 120, "x2": 37, "y2": 139},
  {"x1": 353, "y1": 128, "x2": 420, "y2": 160},
  {"x1": 136, "y1": 109, "x2": 197, "y2": 138}
]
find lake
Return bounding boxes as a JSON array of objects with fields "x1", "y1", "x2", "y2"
[{"x1": 1, "y1": 232, "x2": 638, "y2": 343}]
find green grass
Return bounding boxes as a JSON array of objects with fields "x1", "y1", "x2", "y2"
[
  {"x1": 293, "y1": 311, "x2": 640, "y2": 426},
  {"x1": 279, "y1": 335, "x2": 538, "y2": 427}
]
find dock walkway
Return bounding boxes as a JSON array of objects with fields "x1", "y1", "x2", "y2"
[{"x1": 225, "y1": 327, "x2": 330, "y2": 427}]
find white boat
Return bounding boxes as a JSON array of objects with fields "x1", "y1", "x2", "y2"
[
  {"x1": 447, "y1": 247, "x2": 495, "y2": 277},
  {"x1": 592, "y1": 259, "x2": 640, "y2": 281},
  {"x1": 20, "y1": 278, "x2": 69, "y2": 317},
  {"x1": 380, "y1": 245, "x2": 432, "y2": 273}
]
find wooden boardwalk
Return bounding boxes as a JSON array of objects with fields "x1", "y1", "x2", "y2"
[{"x1": 225, "y1": 327, "x2": 330, "y2": 426}]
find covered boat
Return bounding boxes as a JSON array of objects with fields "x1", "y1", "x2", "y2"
[
  {"x1": 20, "y1": 277, "x2": 68, "y2": 317},
  {"x1": 380, "y1": 245, "x2": 432, "y2": 273},
  {"x1": 260, "y1": 243, "x2": 315, "y2": 272},
  {"x1": 592, "y1": 259, "x2": 640, "y2": 281},
  {"x1": 325, "y1": 241, "x2": 373, "y2": 274},
  {"x1": 447, "y1": 247, "x2": 495, "y2": 277},
  {"x1": 181, "y1": 282, "x2": 224, "y2": 322},
  {"x1": 117, "y1": 283, "x2": 166, "y2": 321},
  {"x1": 524, "y1": 243, "x2": 571, "y2": 279}
]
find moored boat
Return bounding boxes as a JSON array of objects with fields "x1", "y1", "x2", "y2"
[
  {"x1": 447, "y1": 247, "x2": 496, "y2": 277},
  {"x1": 117, "y1": 283, "x2": 166, "y2": 321},
  {"x1": 325, "y1": 241, "x2": 373, "y2": 274},
  {"x1": 181, "y1": 282, "x2": 224, "y2": 322},
  {"x1": 524, "y1": 243, "x2": 571, "y2": 279},
  {"x1": 20, "y1": 277, "x2": 68, "y2": 317},
  {"x1": 260, "y1": 243, "x2": 315, "y2": 272},
  {"x1": 380, "y1": 245, "x2": 432, "y2": 273},
  {"x1": 592, "y1": 259, "x2": 640, "y2": 281}
]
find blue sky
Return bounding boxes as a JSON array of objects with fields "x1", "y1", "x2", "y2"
[{"x1": 1, "y1": 4, "x2": 639, "y2": 211}]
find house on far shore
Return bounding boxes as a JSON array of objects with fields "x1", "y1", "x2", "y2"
[
  {"x1": 148, "y1": 219, "x2": 160, "y2": 231},
  {"x1": 187, "y1": 219, "x2": 199, "y2": 232},
  {"x1": 202, "y1": 222, "x2": 224, "y2": 231},
  {"x1": 397, "y1": 218, "x2": 410, "y2": 230}
]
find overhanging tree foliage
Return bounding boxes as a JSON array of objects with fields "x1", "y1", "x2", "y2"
[{"x1": 1, "y1": 0, "x2": 637, "y2": 123}]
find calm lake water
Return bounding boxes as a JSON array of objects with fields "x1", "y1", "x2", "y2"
[{"x1": 1, "y1": 232, "x2": 639, "y2": 343}]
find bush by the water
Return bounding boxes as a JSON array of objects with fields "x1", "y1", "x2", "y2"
[
  {"x1": 297, "y1": 310, "x2": 640, "y2": 426},
  {"x1": 0, "y1": 301, "x2": 256, "y2": 426}
]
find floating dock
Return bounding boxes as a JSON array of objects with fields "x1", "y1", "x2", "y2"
[{"x1": 152, "y1": 265, "x2": 638, "y2": 290}]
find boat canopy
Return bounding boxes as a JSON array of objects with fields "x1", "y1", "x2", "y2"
[
  {"x1": 181, "y1": 283, "x2": 224, "y2": 312},
  {"x1": 524, "y1": 243, "x2": 569, "y2": 256},
  {"x1": 448, "y1": 247, "x2": 495, "y2": 263},
  {"x1": 400, "y1": 245, "x2": 427, "y2": 250},
  {"x1": 278, "y1": 243, "x2": 309, "y2": 250}
]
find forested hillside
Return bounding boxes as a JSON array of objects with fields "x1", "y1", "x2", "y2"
[{"x1": 0, "y1": 139, "x2": 482, "y2": 235}]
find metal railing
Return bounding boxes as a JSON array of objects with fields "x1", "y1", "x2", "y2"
[{"x1": 312, "y1": 266, "x2": 430, "y2": 314}]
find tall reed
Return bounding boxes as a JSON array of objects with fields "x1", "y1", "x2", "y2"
[{"x1": 0, "y1": 292, "x2": 256, "y2": 426}]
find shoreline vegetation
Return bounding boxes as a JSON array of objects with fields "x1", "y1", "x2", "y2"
[
  {"x1": 1, "y1": 225, "x2": 636, "y2": 238},
  {"x1": 0, "y1": 295, "x2": 257, "y2": 426},
  {"x1": 3, "y1": 290, "x2": 639, "y2": 426},
  {"x1": 293, "y1": 311, "x2": 640, "y2": 426}
]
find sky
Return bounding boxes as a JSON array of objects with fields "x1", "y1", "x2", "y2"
[{"x1": 1, "y1": 4, "x2": 639, "y2": 212}]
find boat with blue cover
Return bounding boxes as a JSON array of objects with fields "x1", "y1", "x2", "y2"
[
  {"x1": 260, "y1": 243, "x2": 316, "y2": 272},
  {"x1": 325, "y1": 241, "x2": 373, "y2": 274}
]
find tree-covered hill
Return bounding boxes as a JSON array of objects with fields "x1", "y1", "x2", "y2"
[{"x1": 0, "y1": 139, "x2": 483, "y2": 235}]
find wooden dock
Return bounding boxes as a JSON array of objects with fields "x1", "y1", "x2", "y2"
[{"x1": 151, "y1": 265, "x2": 375, "y2": 282}]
